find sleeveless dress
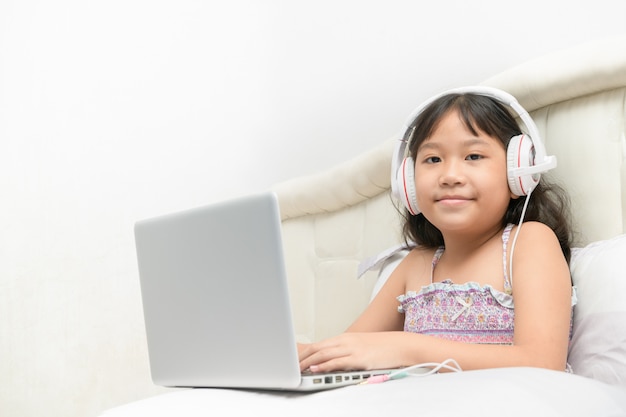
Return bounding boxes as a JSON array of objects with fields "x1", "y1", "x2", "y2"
[
  {"x1": 396, "y1": 224, "x2": 577, "y2": 372},
  {"x1": 397, "y1": 224, "x2": 517, "y2": 344}
]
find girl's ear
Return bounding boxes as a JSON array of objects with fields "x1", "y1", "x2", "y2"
[{"x1": 509, "y1": 191, "x2": 521, "y2": 200}]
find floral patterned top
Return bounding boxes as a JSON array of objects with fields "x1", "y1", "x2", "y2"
[{"x1": 397, "y1": 224, "x2": 517, "y2": 344}]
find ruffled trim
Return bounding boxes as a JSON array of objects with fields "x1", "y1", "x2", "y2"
[{"x1": 397, "y1": 279, "x2": 514, "y2": 313}]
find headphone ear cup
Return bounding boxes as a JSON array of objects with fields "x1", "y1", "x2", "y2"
[
  {"x1": 397, "y1": 157, "x2": 420, "y2": 215},
  {"x1": 507, "y1": 134, "x2": 540, "y2": 197}
]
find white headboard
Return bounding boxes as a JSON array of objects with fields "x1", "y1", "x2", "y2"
[{"x1": 271, "y1": 35, "x2": 626, "y2": 342}]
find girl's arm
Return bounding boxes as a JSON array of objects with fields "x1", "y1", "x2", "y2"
[
  {"x1": 299, "y1": 222, "x2": 573, "y2": 372},
  {"x1": 500, "y1": 221, "x2": 573, "y2": 370},
  {"x1": 298, "y1": 247, "x2": 427, "y2": 371}
]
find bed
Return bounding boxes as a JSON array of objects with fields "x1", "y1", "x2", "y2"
[{"x1": 100, "y1": 35, "x2": 626, "y2": 416}]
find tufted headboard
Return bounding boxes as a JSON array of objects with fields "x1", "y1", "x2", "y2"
[{"x1": 270, "y1": 36, "x2": 626, "y2": 343}]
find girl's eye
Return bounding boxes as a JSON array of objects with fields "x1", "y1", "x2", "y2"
[
  {"x1": 425, "y1": 156, "x2": 441, "y2": 164},
  {"x1": 466, "y1": 154, "x2": 483, "y2": 161}
]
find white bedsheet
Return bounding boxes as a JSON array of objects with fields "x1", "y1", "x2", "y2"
[{"x1": 101, "y1": 367, "x2": 626, "y2": 417}]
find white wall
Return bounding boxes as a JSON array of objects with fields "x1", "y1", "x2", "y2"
[{"x1": 1, "y1": 1, "x2": 625, "y2": 416}]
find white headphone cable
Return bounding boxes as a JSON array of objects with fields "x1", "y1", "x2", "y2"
[
  {"x1": 361, "y1": 359, "x2": 462, "y2": 385},
  {"x1": 508, "y1": 188, "x2": 534, "y2": 292}
]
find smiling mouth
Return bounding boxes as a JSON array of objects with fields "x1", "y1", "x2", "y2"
[
  {"x1": 437, "y1": 196, "x2": 470, "y2": 202},
  {"x1": 436, "y1": 197, "x2": 472, "y2": 205}
]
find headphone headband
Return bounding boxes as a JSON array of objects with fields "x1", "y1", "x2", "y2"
[{"x1": 390, "y1": 86, "x2": 557, "y2": 214}]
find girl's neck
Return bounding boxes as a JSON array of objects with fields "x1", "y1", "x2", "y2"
[{"x1": 439, "y1": 224, "x2": 505, "y2": 258}]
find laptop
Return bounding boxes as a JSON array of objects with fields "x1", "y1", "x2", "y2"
[{"x1": 134, "y1": 192, "x2": 395, "y2": 391}]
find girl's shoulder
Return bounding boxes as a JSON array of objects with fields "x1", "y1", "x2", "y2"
[
  {"x1": 405, "y1": 245, "x2": 438, "y2": 264},
  {"x1": 396, "y1": 245, "x2": 438, "y2": 287},
  {"x1": 511, "y1": 221, "x2": 559, "y2": 242},
  {"x1": 509, "y1": 221, "x2": 564, "y2": 260}
]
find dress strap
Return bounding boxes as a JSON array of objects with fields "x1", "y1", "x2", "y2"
[
  {"x1": 502, "y1": 223, "x2": 514, "y2": 294},
  {"x1": 431, "y1": 247, "x2": 444, "y2": 283}
]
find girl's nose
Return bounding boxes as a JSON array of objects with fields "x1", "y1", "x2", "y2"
[{"x1": 439, "y1": 161, "x2": 465, "y2": 186}]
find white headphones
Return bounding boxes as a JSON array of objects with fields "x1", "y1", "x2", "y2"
[{"x1": 390, "y1": 86, "x2": 557, "y2": 215}]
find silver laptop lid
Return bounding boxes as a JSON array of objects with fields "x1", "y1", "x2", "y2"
[{"x1": 134, "y1": 192, "x2": 301, "y2": 389}]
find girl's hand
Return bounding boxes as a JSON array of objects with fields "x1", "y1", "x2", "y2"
[{"x1": 298, "y1": 332, "x2": 406, "y2": 373}]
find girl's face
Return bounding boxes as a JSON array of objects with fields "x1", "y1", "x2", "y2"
[{"x1": 413, "y1": 109, "x2": 516, "y2": 236}]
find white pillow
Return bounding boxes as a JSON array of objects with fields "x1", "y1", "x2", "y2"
[
  {"x1": 369, "y1": 248, "x2": 410, "y2": 301},
  {"x1": 568, "y1": 234, "x2": 626, "y2": 386},
  {"x1": 357, "y1": 243, "x2": 411, "y2": 300}
]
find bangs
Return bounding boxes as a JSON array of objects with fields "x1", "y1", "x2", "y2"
[
  {"x1": 409, "y1": 93, "x2": 521, "y2": 157},
  {"x1": 454, "y1": 95, "x2": 519, "y2": 146}
]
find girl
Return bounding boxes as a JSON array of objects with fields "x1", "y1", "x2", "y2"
[{"x1": 298, "y1": 88, "x2": 575, "y2": 373}]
